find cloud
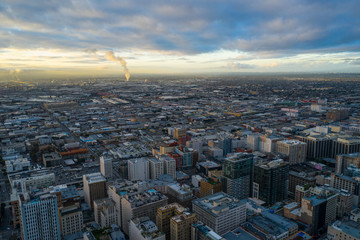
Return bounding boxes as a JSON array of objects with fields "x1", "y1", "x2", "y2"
[
  {"x1": 0, "y1": 0, "x2": 360, "y2": 75},
  {"x1": 0, "y1": 0, "x2": 359, "y2": 55},
  {"x1": 226, "y1": 62, "x2": 255, "y2": 69}
]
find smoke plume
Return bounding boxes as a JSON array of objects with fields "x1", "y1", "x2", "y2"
[
  {"x1": 105, "y1": 51, "x2": 130, "y2": 81},
  {"x1": 9, "y1": 69, "x2": 21, "y2": 80}
]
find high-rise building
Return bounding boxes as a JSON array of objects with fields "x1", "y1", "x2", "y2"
[
  {"x1": 20, "y1": 193, "x2": 61, "y2": 240},
  {"x1": 302, "y1": 135, "x2": 332, "y2": 160},
  {"x1": 100, "y1": 155, "x2": 113, "y2": 178},
  {"x1": 253, "y1": 159, "x2": 289, "y2": 205},
  {"x1": 301, "y1": 193, "x2": 338, "y2": 236},
  {"x1": 55, "y1": 185, "x2": 83, "y2": 238},
  {"x1": 121, "y1": 189, "x2": 167, "y2": 235},
  {"x1": 330, "y1": 173, "x2": 360, "y2": 207},
  {"x1": 170, "y1": 212, "x2": 197, "y2": 240},
  {"x1": 83, "y1": 172, "x2": 107, "y2": 209},
  {"x1": 276, "y1": 140, "x2": 307, "y2": 165},
  {"x1": 149, "y1": 158, "x2": 164, "y2": 180},
  {"x1": 247, "y1": 133, "x2": 260, "y2": 151},
  {"x1": 129, "y1": 216, "x2": 166, "y2": 240},
  {"x1": 221, "y1": 153, "x2": 254, "y2": 200},
  {"x1": 156, "y1": 203, "x2": 186, "y2": 240},
  {"x1": 192, "y1": 192, "x2": 247, "y2": 235},
  {"x1": 60, "y1": 205, "x2": 83, "y2": 237},
  {"x1": 128, "y1": 158, "x2": 149, "y2": 181},
  {"x1": 94, "y1": 198, "x2": 118, "y2": 228},
  {"x1": 159, "y1": 156, "x2": 176, "y2": 179},
  {"x1": 330, "y1": 137, "x2": 360, "y2": 158},
  {"x1": 301, "y1": 134, "x2": 360, "y2": 159}
]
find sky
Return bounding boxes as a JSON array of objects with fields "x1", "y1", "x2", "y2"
[{"x1": 1, "y1": 0, "x2": 360, "y2": 80}]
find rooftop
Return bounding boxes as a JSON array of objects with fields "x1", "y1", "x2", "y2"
[
  {"x1": 192, "y1": 192, "x2": 246, "y2": 217},
  {"x1": 193, "y1": 222, "x2": 225, "y2": 240},
  {"x1": 124, "y1": 189, "x2": 167, "y2": 208},
  {"x1": 158, "y1": 202, "x2": 187, "y2": 212},
  {"x1": 248, "y1": 215, "x2": 287, "y2": 237},
  {"x1": 330, "y1": 220, "x2": 360, "y2": 239},
  {"x1": 84, "y1": 172, "x2": 106, "y2": 184},
  {"x1": 261, "y1": 211, "x2": 298, "y2": 231},
  {"x1": 223, "y1": 227, "x2": 260, "y2": 240},
  {"x1": 278, "y1": 139, "x2": 306, "y2": 145}
]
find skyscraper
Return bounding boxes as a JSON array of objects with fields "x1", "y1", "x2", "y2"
[
  {"x1": 253, "y1": 159, "x2": 289, "y2": 205},
  {"x1": 221, "y1": 153, "x2": 254, "y2": 199},
  {"x1": 20, "y1": 193, "x2": 61, "y2": 240},
  {"x1": 301, "y1": 193, "x2": 338, "y2": 236}
]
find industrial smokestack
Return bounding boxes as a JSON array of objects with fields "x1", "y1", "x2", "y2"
[{"x1": 105, "y1": 51, "x2": 130, "y2": 81}]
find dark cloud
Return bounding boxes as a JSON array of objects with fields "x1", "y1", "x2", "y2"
[{"x1": 0, "y1": 0, "x2": 359, "y2": 55}]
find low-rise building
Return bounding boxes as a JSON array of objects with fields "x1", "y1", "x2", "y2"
[
  {"x1": 42, "y1": 152, "x2": 62, "y2": 167},
  {"x1": 327, "y1": 220, "x2": 360, "y2": 240},
  {"x1": 129, "y1": 217, "x2": 165, "y2": 240},
  {"x1": 5, "y1": 157, "x2": 30, "y2": 173}
]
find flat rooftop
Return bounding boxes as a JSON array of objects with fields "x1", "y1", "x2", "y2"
[
  {"x1": 223, "y1": 227, "x2": 260, "y2": 240},
  {"x1": 84, "y1": 172, "x2": 106, "y2": 184},
  {"x1": 330, "y1": 220, "x2": 360, "y2": 239},
  {"x1": 192, "y1": 192, "x2": 246, "y2": 217}
]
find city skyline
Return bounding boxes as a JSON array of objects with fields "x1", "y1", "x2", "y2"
[{"x1": 1, "y1": 0, "x2": 360, "y2": 81}]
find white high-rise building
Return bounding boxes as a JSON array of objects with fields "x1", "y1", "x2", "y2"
[
  {"x1": 100, "y1": 155, "x2": 113, "y2": 178},
  {"x1": 158, "y1": 156, "x2": 176, "y2": 179},
  {"x1": 20, "y1": 193, "x2": 61, "y2": 240},
  {"x1": 247, "y1": 134, "x2": 260, "y2": 151},
  {"x1": 149, "y1": 158, "x2": 164, "y2": 180},
  {"x1": 128, "y1": 158, "x2": 149, "y2": 181}
]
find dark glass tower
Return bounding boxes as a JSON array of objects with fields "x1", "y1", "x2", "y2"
[
  {"x1": 221, "y1": 153, "x2": 254, "y2": 200},
  {"x1": 253, "y1": 159, "x2": 289, "y2": 205}
]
